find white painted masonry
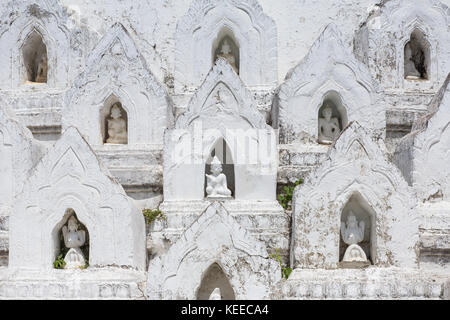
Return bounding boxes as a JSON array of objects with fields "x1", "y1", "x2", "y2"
[{"x1": 0, "y1": 0, "x2": 448, "y2": 299}]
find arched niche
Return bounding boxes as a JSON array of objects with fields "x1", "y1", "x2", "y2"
[
  {"x1": 22, "y1": 30, "x2": 48, "y2": 84},
  {"x1": 204, "y1": 138, "x2": 235, "y2": 198},
  {"x1": 52, "y1": 208, "x2": 90, "y2": 269},
  {"x1": 196, "y1": 263, "x2": 236, "y2": 300},
  {"x1": 318, "y1": 91, "x2": 348, "y2": 144},
  {"x1": 212, "y1": 28, "x2": 240, "y2": 74},
  {"x1": 100, "y1": 98, "x2": 128, "y2": 145},
  {"x1": 339, "y1": 193, "x2": 376, "y2": 265},
  {"x1": 404, "y1": 29, "x2": 430, "y2": 80}
]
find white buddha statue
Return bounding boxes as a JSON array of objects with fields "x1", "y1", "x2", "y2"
[
  {"x1": 318, "y1": 105, "x2": 340, "y2": 144},
  {"x1": 216, "y1": 40, "x2": 238, "y2": 74},
  {"x1": 206, "y1": 156, "x2": 232, "y2": 198},
  {"x1": 340, "y1": 212, "x2": 367, "y2": 262},
  {"x1": 209, "y1": 288, "x2": 222, "y2": 300},
  {"x1": 106, "y1": 103, "x2": 127, "y2": 144},
  {"x1": 62, "y1": 216, "x2": 86, "y2": 269}
]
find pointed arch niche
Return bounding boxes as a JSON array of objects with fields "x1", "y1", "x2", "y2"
[
  {"x1": 339, "y1": 193, "x2": 376, "y2": 265},
  {"x1": 196, "y1": 263, "x2": 236, "y2": 300},
  {"x1": 21, "y1": 30, "x2": 48, "y2": 84},
  {"x1": 404, "y1": 29, "x2": 430, "y2": 81},
  {"x1": 51, "y1": 208, "x2": 90, "y2": 269},
  {"x1": 174, "y1": 0, "x2": 278, "y2": 92},
  {"x1": 100, "y1": 96, "x2": 128, "y2": 145},
  {"x1": 318, "y1": 91, "x2": 348, "y2": 144},
  {"x1": 205, "y1": 138, "x2": 235, "y2": 198},
  {"x1": 212, "y1": 28, "x2": 240, "y2": 74}
]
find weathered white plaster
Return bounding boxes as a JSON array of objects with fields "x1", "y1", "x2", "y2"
[
  {"x1": 0, "y1": 0, "x2": 71, "y2": 89},
  {"x1": 157, "y1": 199, "x2": 290, "y2": 262},
  {"x1": 393, "y1": 75, "x2": 450, "y2": 269},
  {"x1": 276, "y1": 268, "x2": 449, "y2": 300},
  {"x1": 64, "y1": 22, "x2": 173, "y2": 147},
  {"x1": 0, "y1": 0, "x2": 90, "y2": 140},
  {"x1": 292, "y1": 122, "x2": 419, "y2": 269},
  {"x1": 0, "y1": 267, "x2": 146, "y2": 299},
  {"x1": 0, "y1": 104, "x2": 45, "y2": 266},
  {"x1": 0, "y1": 0, "x2": 447, "y2": 300},
  {"x1": 164, "y1": 59, "x2": 278, "y2": 201},
  {"x1": 61, "y1": 22, "x2": 173, "y2": 197},
  {"x1": 9, "y1": 127, "x2": 146, "y2": 271},
  {"x1": 147, "y1": 202, "x2": 280, "y2": 300},
  {"x1": 275, "y1": 24, "x2": 384, "y2": 144},
  {"x1": 395, "y1": 75, "x2": 450, "y2": 202},
  {"x1": 174, "y1": 0, "x2": 278, "y2": 93},
  {"x1": 0, "y1": 105, "x2": 44, "y2": 217},
  {"x1": 355, "y1": 0, "x2": 450, "y2": 94}
]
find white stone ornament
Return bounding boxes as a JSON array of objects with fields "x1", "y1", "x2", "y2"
[
  {"x1": 0, "y1": 0, "x2": 449, "y2": 300},
  {"x1": 318, "y1": 105, "x2": 341, "y2": 144},
  {"x1": 106, "y1": 104, "x2": 127, "y2": 144},
  {"x1": 206, "y1": 156, "x2": 232, "y2": 199},
  {"x1": 276, "y1": 23, "x2": 384, "y2": 144},
  {"x1": 355, "y1": 0, "x2": 447, "y2": 92},
  {"x1": 343, "y1": 244, "x2": 367, "y2": 262},
  {"x1": 10, "y1": 127, "x2": 146, "y2": 271},
  {"x1": 341, "y1": 213, "x2": 364, "y2": 245},
  {"x1": 216, "y1": 40, "x2": 238, "y2": 74},
  {"x1": 395, "y1": 76, "x2": 450, "y2": 203},
  {"x1": 341, "y1": 213, "x2": 367, "y2": 262},
  {"x1": 64, "y1": 23, "x2": 172, "y2": 147},
  {"x1": 0, "y1": 106, "x2": 45, "y2": 240},
  {"x1": 146, "y1": 203, "x2": 281, "y2": 300},
  {"x1": 0, "y1": 0, "x2": 71, "y2": 89},
  {"x1": 62, "y1": 216, "x2": 86, "y2": 269},
  {"x1": 175, "y1": 0, "x2": 278, "y2": 93},
  {"x1": 209, "y1": 288, "x2": 222, "y2": 300},
  {"x1": 292, "y1": 122, "x2": 418, "y2": 269}
]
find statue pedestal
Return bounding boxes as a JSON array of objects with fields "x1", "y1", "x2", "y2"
[
  {"x1": 206, "y1": 196, "x2": 233, "y2": 201},
  {"x1": 64, "y1": 248, "x2": 86, "y2": 270},
  {"x1": 340, "y1": 244, "x2": 370, "y2": 269},
  {"x1": 339, "y1": 260, "x2": 371, "y2": 269}
]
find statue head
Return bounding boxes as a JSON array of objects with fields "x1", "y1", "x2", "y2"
[
  {"x1": 110, "y1": 104, "x2": 122, "y2": 119},
  {"x1": 210, "y1": 156, "x2": 223, "y2": 176},
  {"x1": 221, "y1": 40, "x2": 231, "y2": 55},
  {"x1": 67, "y1": 216, "x2": 78, "y2": 232},
  {"x1": 322, "y1": 105, "x2": 333, "y2": 119}
]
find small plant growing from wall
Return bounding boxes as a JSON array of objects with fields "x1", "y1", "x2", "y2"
[
  {"x1": 278, "y1": 179, "x2": 303, "y2": 211},
  {"x1": 270, "y1": 249, "x2": 292, "y2": 280},
  {"x1": 142, "y1": 208, "x2": 166, "y2": 225},
  {"x1": 53, "y1": 254, "x2": 66, "y2": 269}
]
